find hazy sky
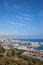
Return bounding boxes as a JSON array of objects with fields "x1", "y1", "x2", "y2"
[{"x1": 0, "y1": 0, "x2": 43, "y2": 38}]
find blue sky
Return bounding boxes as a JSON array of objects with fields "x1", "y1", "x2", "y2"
[{"x1": 0, "y1": 0, "x2": 43, "y2": 38}]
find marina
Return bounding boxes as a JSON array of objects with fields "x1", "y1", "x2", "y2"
[
  {"x1": 0, "y1": 39, "x2": 43, "y2": 51},
  {"x1": 0, "y1": 39, "x2": 43, "y2": 61}
]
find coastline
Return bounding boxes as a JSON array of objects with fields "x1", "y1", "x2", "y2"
[
  {"x1": 0, "y1": 39, "x2": 43, "y2": 50},
  {"x1": 0, "y1": 39, "x2": 43, "y2": 61}
]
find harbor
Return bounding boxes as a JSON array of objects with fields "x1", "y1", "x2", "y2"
[{"x1": 0, "y1": 39, "x2": 43, "y2": 63}]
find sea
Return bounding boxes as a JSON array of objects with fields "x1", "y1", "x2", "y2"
[
  {"x1": 1, "y1": 38, "x2": 43, "y2": 50},
  {"x1": 13, "y1": 39, "x2": 43, "y2": 42},
  {"x1": 12, "y1": 38, "x2": 43, "y2": 50}
]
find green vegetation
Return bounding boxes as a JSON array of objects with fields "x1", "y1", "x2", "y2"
[
  {"x1": 0, "y1": 47, "x2": 5, "y2": 53},
  {"x1": 7, "y1": 50, "x2": 15, "y2": 57},
  {"x1": 0, "y1": 47, "x2": 43, "y2": 65}
]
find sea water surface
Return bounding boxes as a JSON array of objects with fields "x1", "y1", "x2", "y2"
[
  {"x1": 2, "y1": 38, "x2": 43, "y2": 50},
  {"x1": 13, "y1": 39, "x2": 43, "y2": 42},
  {"x1": 13, "y1": 39, "x2": 43, "y2": 50}
]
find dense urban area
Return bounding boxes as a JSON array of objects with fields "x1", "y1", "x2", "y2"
[{"x1": 0, "y1": 39, "x2": 43, "y2": 65}]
